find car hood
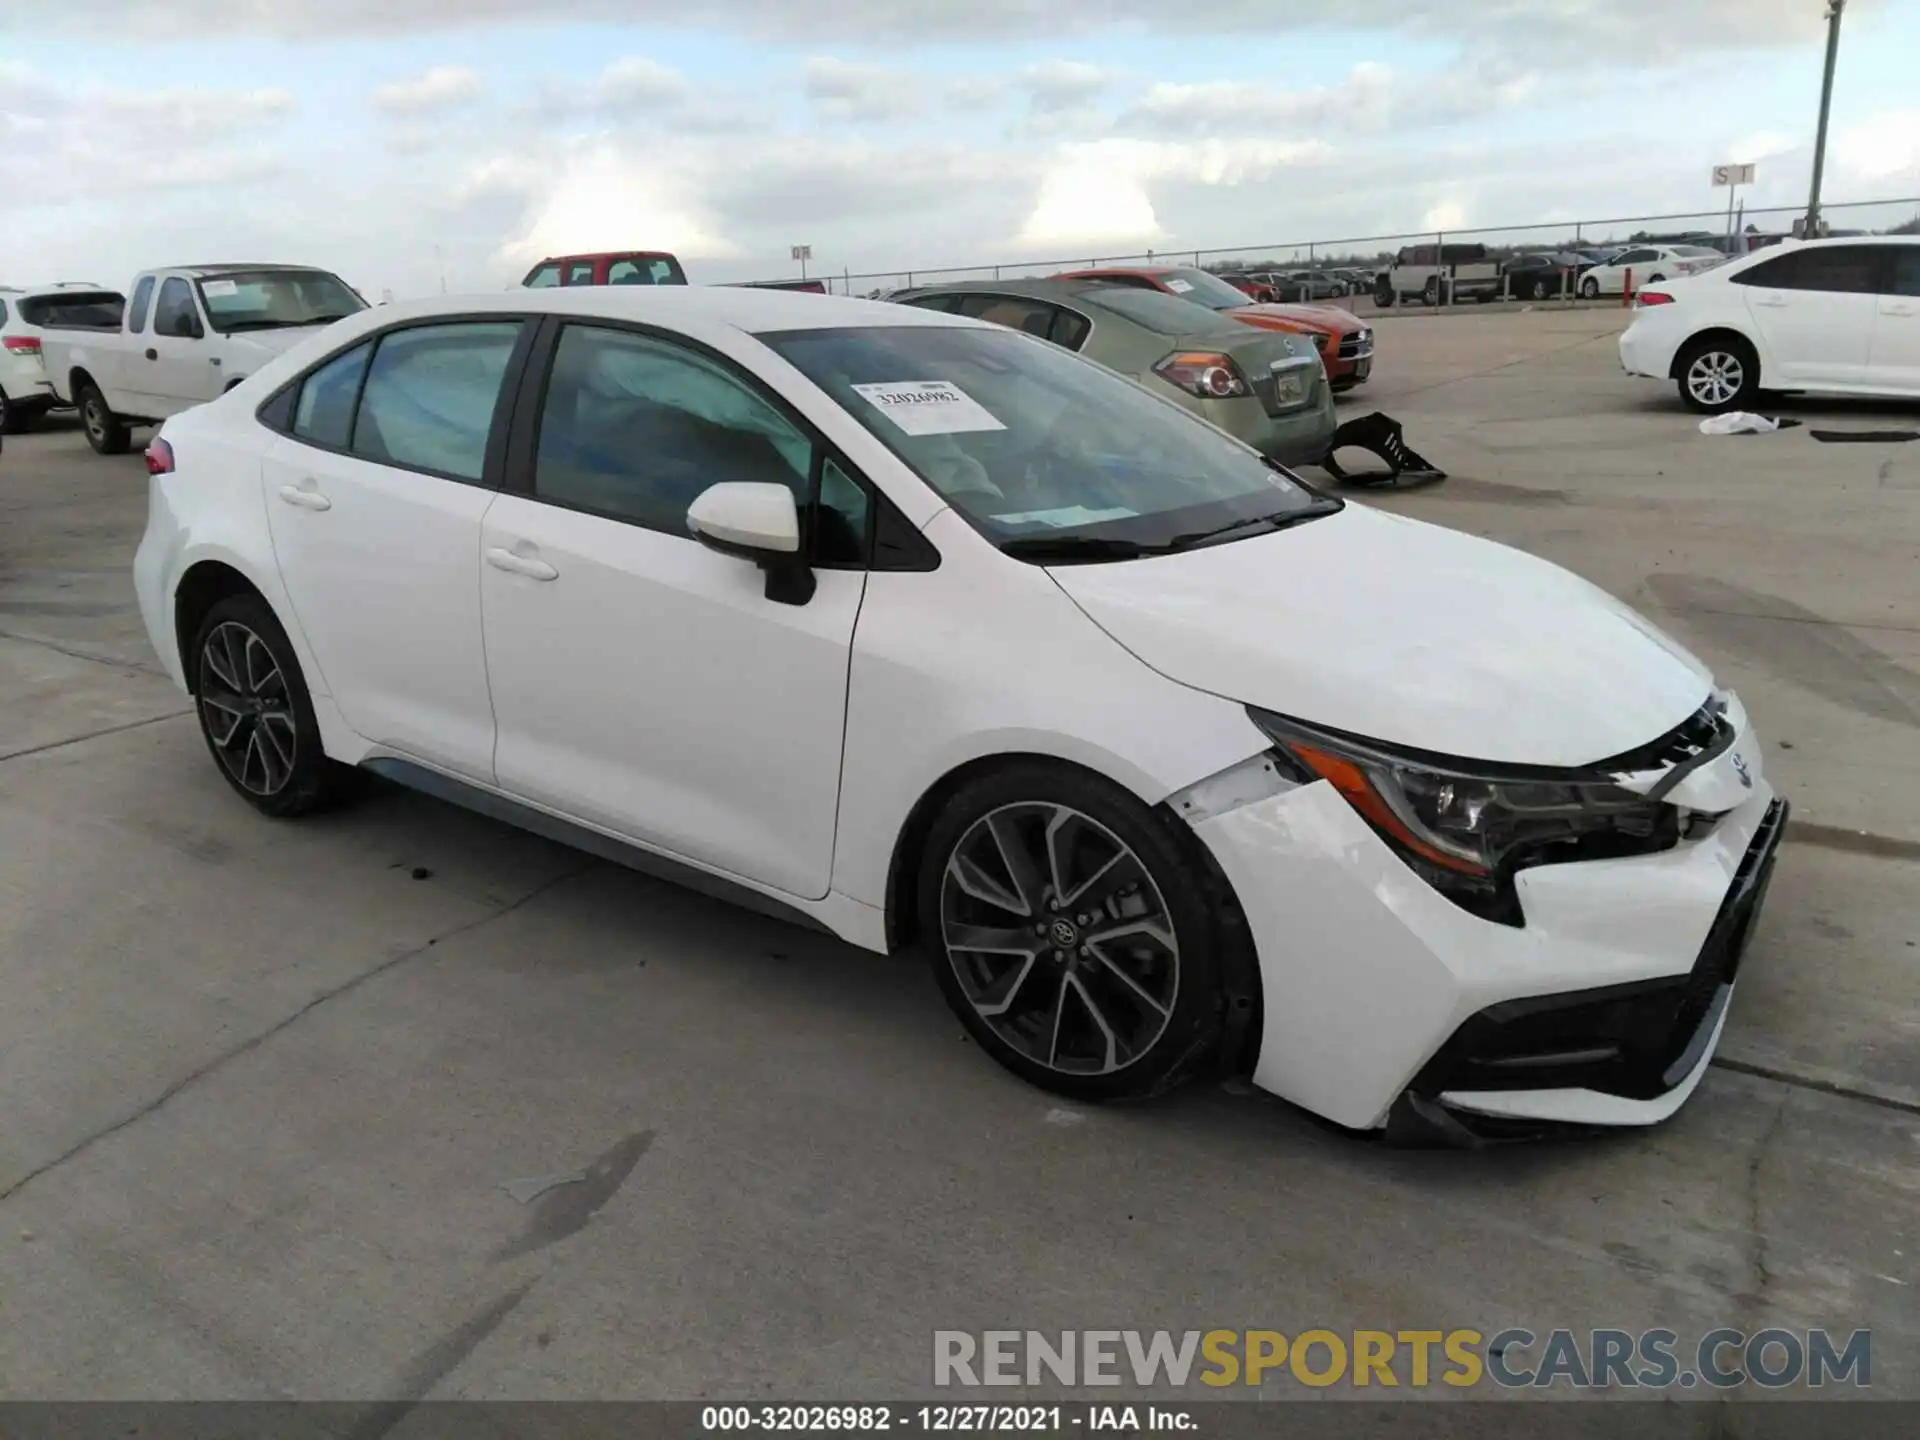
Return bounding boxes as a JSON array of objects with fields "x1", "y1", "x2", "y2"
[
  {"x1": 1046, "y1": 504, "x2": 1714, "y2": 768},
  {"x1": 1230, "y1": 303, "x2": 1363, "y2": 335}
]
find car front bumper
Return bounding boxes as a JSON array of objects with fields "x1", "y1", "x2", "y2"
[{"x1": 1188, "y1": 730, "x2": 1782, "y2": 1136}]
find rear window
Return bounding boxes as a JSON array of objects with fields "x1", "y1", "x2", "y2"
[
  {"x1": 1153, "y1": 268, "x2": 1255, "y2": 310},
  {"x1": 607, "y1": 255, "x2": 687, "y2": 285},
  {"x1": 1080, "y1": 285, "x2": 1234, "y2": 336},
  {"x1": 18, "y1": 291, "x2": 125, "y2": 330}
]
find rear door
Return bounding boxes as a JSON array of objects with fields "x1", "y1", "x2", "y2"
[
  {"x1": 263, "y1": 318, "x2": 530, "y2": 779},
  {"x1": 1733, "y1": 245, "x2": 1882, "y2": 388},
  {"x1": 1869, "y1": 243, "x2": 1920, "y2": 394},
  {"x1": 565, "y1": 259, "x2": 598, "y2": 287}
]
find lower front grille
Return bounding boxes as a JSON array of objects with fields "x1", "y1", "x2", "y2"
[{"x1": 1409, "y1": 798, "x2": 1787, "y2": 1103}]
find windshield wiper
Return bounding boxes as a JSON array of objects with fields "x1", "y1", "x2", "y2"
[
  {"x1": 999, "y1": 535, "x2": 1161, "y2": 563},
  {"x1": 1166, "y1": 502, "x2": 1339, "y2": 551}
]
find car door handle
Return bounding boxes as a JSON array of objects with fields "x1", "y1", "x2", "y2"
[
  {"x1": 486, "y1": 546, "x2": 558, "y2": 581},
  {"x1": 145, "y1": 348, "x2": 158, "y2": 360},
  {"x1": 277, "y1": 483, "x2": 332, "y2": 512},
  {"x1": 1753, "y1": 296, "x2": 1790, "y2": 307}
]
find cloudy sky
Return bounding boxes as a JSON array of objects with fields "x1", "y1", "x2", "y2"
[{"x1": 3, "y1": 1, "x2": 1919, "y2": 298}]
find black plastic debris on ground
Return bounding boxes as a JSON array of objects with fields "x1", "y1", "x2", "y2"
[
  {"x1": 1810, "y1": 428, "x2": 1920, "y2": 443},
  {"x1": 1313, "y1": 412, "x2": 1446, "y2": 488}
]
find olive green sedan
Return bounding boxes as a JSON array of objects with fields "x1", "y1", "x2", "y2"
[{"x1": 889, "y1": 278, "x2": 1336, "y2": 468}]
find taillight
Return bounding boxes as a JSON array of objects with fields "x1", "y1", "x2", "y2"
[
  {"x1": 2, "y1": 336, "x2": 41, "y2": 355},
  {"x1": 145, "y1": 438, "x2": 175, "y2": 475},
  {"x1": 1153, "y1": 351, "x2": 1250, "y2": 399},
  {"x1": 1637, "y1": 290, "x2": 1675, "y2": 307}
]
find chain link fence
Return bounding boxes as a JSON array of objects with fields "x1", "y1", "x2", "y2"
[{"x1": 767, "y1": 196, "x2": 1920, "y2": 312}]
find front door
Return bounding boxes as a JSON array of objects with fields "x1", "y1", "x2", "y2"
[
  {"x1": 481, "y1": 320, "x2": 870, "y2": 899},
  {"x1": 142, "y1": 276, "x2": 221, "y2": 417},
  {"x1": 263, "y1": 319, "x2": 527, "y2": 780}
]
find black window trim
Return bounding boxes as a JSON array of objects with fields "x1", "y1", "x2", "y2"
[
  {"x1": 253, "y1": 312, "x2": 540, "y2": 492},
  {"x1": 498, "y1": 314, "x2": 937, "y2": 573}
]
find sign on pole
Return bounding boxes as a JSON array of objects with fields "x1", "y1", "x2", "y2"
[
  {"x1": 790, "y1": 245, "x2": 812, "y2": 261},
  {"x1": 1712, "y1": 163, "x2": 1756, "y2": 187}
]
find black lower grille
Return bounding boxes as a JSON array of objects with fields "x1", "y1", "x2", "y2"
[{"x1": 1409, "y1": 798, "x2": 1786, "y2": 1104}]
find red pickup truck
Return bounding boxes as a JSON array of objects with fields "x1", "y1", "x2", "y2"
[{"x1": 521, "y1": 251, "x2": 687, "y2": 287}]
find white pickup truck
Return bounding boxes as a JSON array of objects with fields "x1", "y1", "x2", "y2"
[
  {"x1": 44, "y1": 263, "x2": 366, "y2": 454},
  {"x1": 1372, "y1": 242, "x2": 1504, "y2": 306}
]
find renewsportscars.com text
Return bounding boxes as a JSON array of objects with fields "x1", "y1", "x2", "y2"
[{"x1": 933, "y1": 1328, "x2": 1871, "y2": 1390}]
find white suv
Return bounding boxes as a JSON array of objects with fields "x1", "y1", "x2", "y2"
[
  {"x1": 1, "y1": 284, "x2": 124, "y2": 431},
  {"x1": 1620, "y1": 236, "x2": 1920, "y2": 411}
]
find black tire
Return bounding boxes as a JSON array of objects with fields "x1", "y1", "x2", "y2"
[
  {"x1": 1530, "y1": 278, "x2": 1549, "y2": 301},
  {"x1": 1374, "y1": 283, "x2": 1394, "y2": 307},
  {"x1": 918, "y1": 762, "x2": 1232, "y2": 1102},
  {"x1": 77, "y1": 380, "x2": 132, "y2": 455},
  {"x1": 1423, "y1": 277, "x2": 1441, "y2": 305},
  {"x1": 1674, "y1": 334, "x2": 1760, "y2": 414},
  {"x1": 189, "y1": 592, "x2": 343, "y2": 817},
  {"x1": 0, "y1": 387, "x2": 27, "y2": 434},
  {"x1": 1580, "y1": 276, "x2": 1600, "y2": 300},
  {"x1": 1647, "y1": 273, "x2": 1666, "y2": 286}
]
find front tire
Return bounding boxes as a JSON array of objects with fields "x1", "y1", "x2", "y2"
[
  {"x1": 1580, "y1": 276, "x2": 1600, "y2": 300},
  {"x1": 1675, "y1": 335, "x2": 1760, "y2": 414},
  {"x1": 190, "y1": 593, "x2": 342, "y2": 817},
  {"x1": 919, "y1": 764, "x2": 1231, "y2": 1102},
  {"x1": 77, "y1": 381, "x2": 132, "y2": 455}
]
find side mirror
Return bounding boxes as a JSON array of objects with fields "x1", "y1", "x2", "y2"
[{"x1": 687, "y1": 482, "x2": 815, "y2": 606}]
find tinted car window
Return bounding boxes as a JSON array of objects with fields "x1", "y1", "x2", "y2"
[
  {"x1": 565, "y1": 261, "x2": 596, "y2": 286},
  {"x1": 128, "y1": 276, "x2": 155, "y2": 334},
  {"x1": 525, "y1": 264, "x2": 562, "y2": 289},
  {"x1": 292, "y1": 341, "x2": 373, "y2": 449},
  {"x1": 351, "y1": 321, "x2": 522, "y2": 481},
  {"x1": 1888, "y1": 245, "x2": 1920, "y2": 298},
  {"x1": 533, "y1": 324, "x2": 812, "y2": 538},
  {"x1": 954, "y1": 294, "x2": 1060, "y2": 339},
  {"x1": 17, "y1": 292, "x2": 124, "y2": 329},
  {"x1": 608, "y1": 256, "x2": 686, "y2": 285},
  {"x1": 153, "y1": 278, "x2": 201, "y2": 338},
  {"x1": 1080, "y1": 286, "x2": 1227, "y2": 336},
  {"x1": 900, "y1": 293, "x2": 963, "y2": 314},
  {"x1": 1735, "y1": 246, "x2": 1881, "y2": 293}
]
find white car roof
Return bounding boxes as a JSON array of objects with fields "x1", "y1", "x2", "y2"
[{"x1": 373, "y1": 285, "x2": 982, "y2": 338}]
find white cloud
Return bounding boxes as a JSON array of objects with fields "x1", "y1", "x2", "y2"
[
  {"x1": 371, "y1": 65, "x2": 483, "y2": 114},
  {"x1": 1835, "y1": 109, "x2": 1920, "y2": 182},
  {"x1": 496, "y1": 142, "x2": 743, "y2": 265},
  {"x1": 1019, "y1": 60, "x2": 1116, "y2": 114},
  {"x1": 803, "y1": 56, "x2": 927, "y2": 123}
]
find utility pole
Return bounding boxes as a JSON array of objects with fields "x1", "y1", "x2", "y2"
[{"x1": 1805, "y1": 0, "x2": 1846, "y2": 238}]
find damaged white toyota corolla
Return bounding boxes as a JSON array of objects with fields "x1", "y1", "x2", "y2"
[{"x1": 134, "y1": 287, "x2": 1783, "y2": 1142}]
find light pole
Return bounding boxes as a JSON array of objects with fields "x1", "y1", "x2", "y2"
[{"x1": 1804, "y1": 0, "x2": 1846, "y2": 238}]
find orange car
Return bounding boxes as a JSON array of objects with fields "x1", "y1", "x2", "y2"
[{"x1": 1054, "y1": 265, "x2": 1373, "y2": 389}]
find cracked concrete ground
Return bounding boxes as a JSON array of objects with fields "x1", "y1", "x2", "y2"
[{"x1": 0, "y1": 306, "x2": 1915, "y2": 1404}]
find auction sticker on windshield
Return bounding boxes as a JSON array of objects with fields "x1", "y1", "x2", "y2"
[
  {"x1": 1165, "y1": 279, "x2": 1194, "y2": 293},
  {"x1": 853, "y1": 381, "x2": 1007, "y2": 436},
  {"x1": 201, "y1": 279, "x2": 240, "y2": 296}
]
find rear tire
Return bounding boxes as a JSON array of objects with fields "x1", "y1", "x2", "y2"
[
  {"x1": 77, "y1": 381, "x2": 132, "y2": 455},
  {"x1": 0, "y1": 387, "x2": 28, "y2": 434},
  {"x1": 1675, "y1": 335, "x2": 1760, "y2": 414},
  {"x1": 918, "y1": 763, "x2": 1231, "y2": 1102},
  {"x1": 1580, "y1": 276, "x2": 1600, "y2": 300},
  {"x1": 190, "y1": 593, "x2": 344, "y2": 817}
]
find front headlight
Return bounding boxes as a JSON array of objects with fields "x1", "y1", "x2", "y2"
[{"x1": 1248, "y1": 708, "x2": 1678, "y2": 925}]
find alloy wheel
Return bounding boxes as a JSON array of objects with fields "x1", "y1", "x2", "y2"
[
  {"x1": 940, "y1": 802, "x2": 1180, "y2": 1076},
  {"x1": 197, "y1": 621, "x2": 299, "y2": 796},
  {"x1": 1686, "y1": 351, "x2": 1745, "y2": 409}
]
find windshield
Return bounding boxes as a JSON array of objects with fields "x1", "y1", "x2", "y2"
[
  {"x1": 195, "y1": 270, "x2": 367, "y2": 333},
  {"x1": 1672, "y1": 246, "x2": 1722, "y2": 258},
  {"x1": 1154, "y1": 268, "x2": 1255, "y2": 311},
  {"x1": 762, "y1": 323, "x2": 1332, "y2": 561}
]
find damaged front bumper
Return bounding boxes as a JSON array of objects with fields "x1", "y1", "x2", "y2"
[{"x1": 1183, "y1": 713, "x2": 1782, "y2": 1140}]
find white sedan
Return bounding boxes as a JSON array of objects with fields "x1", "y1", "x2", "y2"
[
  {"x1": 1578, "y1": 244, "x2": 1725, "y2": 297},
  {"x1": 1620, "y1": 236, "x2": 1920, "y2": 410},
  {"x1": 133, "y1": 286, "x2": 1783, "y2": 1142}
]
